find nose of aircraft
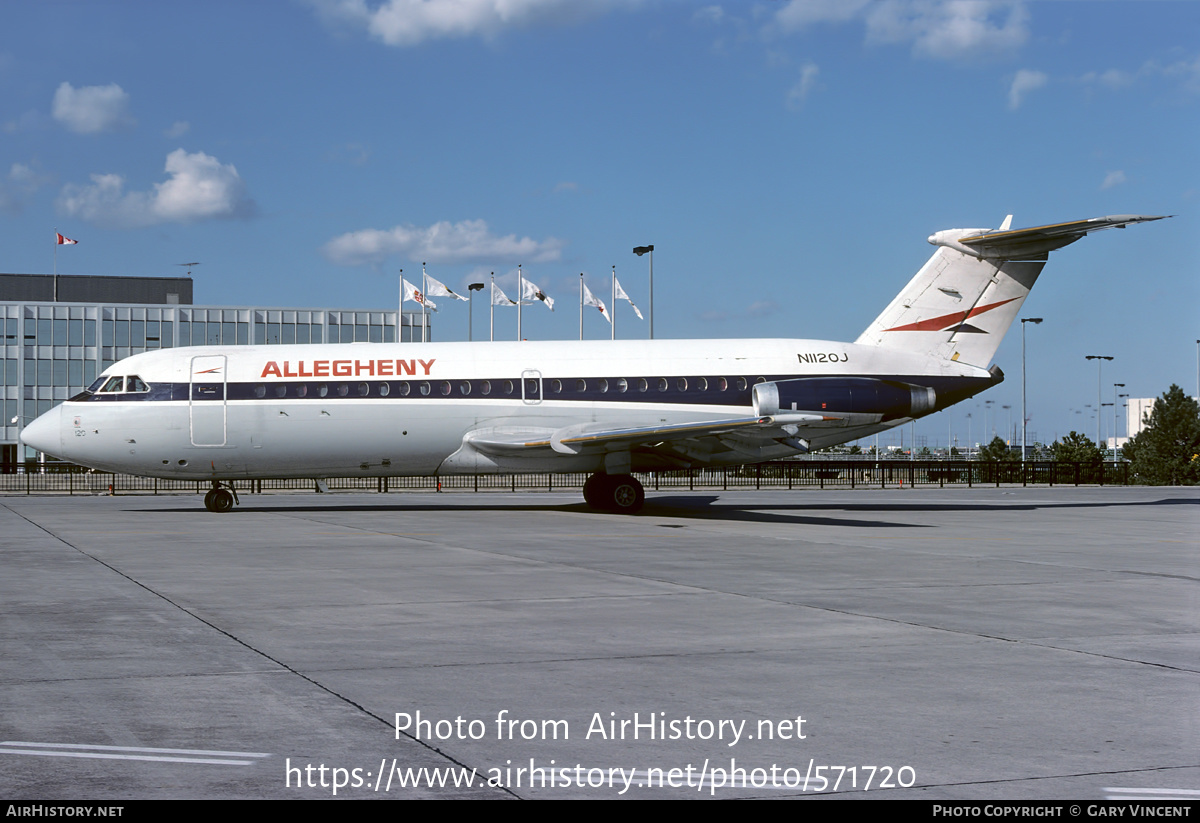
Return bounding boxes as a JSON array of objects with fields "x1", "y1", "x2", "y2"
[{"x1": 21, "y1": 405, "x2": 63, "y2": 458}]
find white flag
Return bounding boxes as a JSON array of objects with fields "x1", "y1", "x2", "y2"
[
  {"x1": 521, "y1": 278, "x2": 555, "y2": 311},
  {"x1": 613, "y1": 277, "x2": 643, "y2": 320},
  {"x1": 491, "y1": 281, "x2": 517, "y2": 306},
  {"x1": 582, "y1": 283, "x2": 610, "y2": 324},
  {"x1": 402, "y1": 279, "x2": 437, "y2": 312},
  {"x1": 424, "y1": 274, "x2": 468, "y2": 301}
]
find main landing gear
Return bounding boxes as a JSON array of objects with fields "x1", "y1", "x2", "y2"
[
  {"x1": 203, "y1": 481, "x2": 239, "y2": 513},
  {"x1": 583, "y1": 473, "x2": 645, "y2": 514}
]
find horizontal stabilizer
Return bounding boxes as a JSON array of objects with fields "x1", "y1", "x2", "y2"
[{"x1": 954, "y1": 214, "x2": 1168, "y2": 259}]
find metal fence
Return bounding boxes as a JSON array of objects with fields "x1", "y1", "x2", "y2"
[{"x1": 0, "y1": 460, "x2": 1130, "y2": 496}]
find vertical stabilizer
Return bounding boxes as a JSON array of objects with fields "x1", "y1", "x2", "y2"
[
  {"x1": 855, "y1": 243, "x2": 1044, "y2": 367},
  {"x1": 855, "y1": 214, "x2": 1167, "y2": 368}
]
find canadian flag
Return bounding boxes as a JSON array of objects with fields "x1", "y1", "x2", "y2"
[{"x1": 56, "y1": 233, "x2": 78, "y2": 245}]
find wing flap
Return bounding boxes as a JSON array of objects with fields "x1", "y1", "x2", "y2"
[{"x1": 550, "y1": 416, "x2": 772, "y2": 455}]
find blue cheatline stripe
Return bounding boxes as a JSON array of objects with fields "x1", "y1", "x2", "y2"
[{"x1": 74, "y1": 373, "x2": 991, "y2": 408}]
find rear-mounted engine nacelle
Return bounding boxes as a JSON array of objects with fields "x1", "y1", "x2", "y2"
[{"x1": 753, "y1": 377, "x2": 935, "y2": 420}]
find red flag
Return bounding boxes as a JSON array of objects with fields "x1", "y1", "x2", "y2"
[{"x1": 56, "y1": 233, "x2": 78, "y2": 245}]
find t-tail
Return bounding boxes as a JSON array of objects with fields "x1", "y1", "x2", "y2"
[{"x1": 855, "y1": 214, "x2": 1168, "y2": 368}]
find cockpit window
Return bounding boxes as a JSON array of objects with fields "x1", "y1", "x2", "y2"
[
  {"x1": 94, "y1": 375, "x2": 151, "y2": 394},
  {"x1": 87, "y1": 376, "x2": 107, "y2": 392}
]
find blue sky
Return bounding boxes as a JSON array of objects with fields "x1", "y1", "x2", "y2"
[{"x1": 2, "y1": 0, "x2": 1196, "y2": 448}]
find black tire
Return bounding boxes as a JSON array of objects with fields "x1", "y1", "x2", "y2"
[
  {"x1": 203, "y1": 489, "x2": 217, "y2": 512},
  {"x1": 208, "y1": 488, "x2": 235, "y2": 513},
  {"x1": 606, "y1": 474, "x2": 644, "y2": 514},
  {"x1": 582, "y1": 474, "x2": 611, "y2": 510}
]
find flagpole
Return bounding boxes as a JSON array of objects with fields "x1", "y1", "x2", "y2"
[
  {"x1": 517, "y1": 264, "x2": 523, "y2": 342},
  {"x1": 578, "y1": 274, "x2": 584, "y2": 341},
  {"x1": 611, "y1": 266, "x2": 617, "y2": 341},
  {"x1": 421, "y1": 263, "x2": 427, "y2": 343},
  {"x1": 398, "y1": 269, "x2": 403, "y2": 343}
]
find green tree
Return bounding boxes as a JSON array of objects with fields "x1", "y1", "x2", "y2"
[
  {"x1": 1122, "y1": 385, "x2": 1200, "y2": 485},
  {"x1": 1052, "y1": 431, "x2": 1103, "y2": 464},
  {"x1": 978, "y1": 436, "x2": 1016, "y2": 462}
]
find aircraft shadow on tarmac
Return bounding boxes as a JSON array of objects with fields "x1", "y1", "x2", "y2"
[{"x1": 131, "y1": 492, "x2": 1200, "y2": 529}]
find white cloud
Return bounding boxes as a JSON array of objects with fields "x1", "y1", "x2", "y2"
[
  {"x1": 786, "y1": 62, "x2": 821, "y2": 109},
  {"x1": 164, "y1": 120, "x2": 191, "y2": 138},
  {"x1": 309, "y1": 0, "x2": 635, "y2": 47},
  {"x1": 866, "y1": 1, "x2": 1029, "y2": 60},
  {"x1": 1007, "y1": 68, "x2": 1046, "y2": 109},
  {"x1": 774, "y1": 0, "x2": 871, "y2": 31},
  {"x1": 1100, "y1": 170, "x2": 1126, "y2": 190},
  {"x1": 773, "y1": 1, "x2": 1029, "y2": 61},
  {"x1": 3, "y1": 110, "x2": 43, "y2": 134},
  {"x1": 1162, "y1": 54, "x2": 1200, "y2": 94},
  {"x1": 1080, "y1": 68, "x2": 1134, "y2": 92},
  {"x1": 57, "y1": 149, "x2": 254, "y2": 228},
  {"x1": 0, "y1": 162, "x2": 51, "y2": 215},
  {"x1": 746, "y1": 300, "x2": 780, "y2": 318},
  {"x1": 322, "y1": 219, "x2": 565, "y2": 266},
  {"x1": 52, "y1": 82, "x2": 135, "y2": 134},
  {"x1": 1082, "y1": 54, "x2": 1200, "y2": 95}
]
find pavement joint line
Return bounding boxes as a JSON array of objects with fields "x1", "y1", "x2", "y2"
[
  {"x1": 246, "y1": 500, "x2": 1200, "y2": 674},
  {"x1": 0, "y1": 500, "x2": 512, "y2": 794}
]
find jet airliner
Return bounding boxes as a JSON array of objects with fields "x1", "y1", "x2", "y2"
[{"x1": 20, "y1": 215, "x2": 1165, "y2": 513}]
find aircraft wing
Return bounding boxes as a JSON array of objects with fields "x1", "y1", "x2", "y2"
[
  {"x1": 466, "y1": 411, "x2": 861, "y2": 464},
  {"x1": 958, "y1": 214, "x2": 1168, "y2": 257}
]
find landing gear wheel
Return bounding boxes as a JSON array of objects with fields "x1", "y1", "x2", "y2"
[
  {"x1": 607, "y1": 474, "x2": 644, "y2": 514},
  {"x1": 204, "y1": 486, "x2": 235, "y2": 513},
  {"x1": 583, "y1": 474, "x2": 609, "y2": 510}
]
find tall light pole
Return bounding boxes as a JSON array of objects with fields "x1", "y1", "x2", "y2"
[
  {"x1": 467, "y1": 283, "x2": 484, "y2": 341},
  {"x1": 633, "y1": 245, "x2": 654, "y2": 339},
  {"x1": 1085, "y1": 355, "x2": 1113, "y2": 447},
  {"x1": 1110, "y1": 388, "x2": 1122, "y2": 448},
  {"x1": 1117, "y1": 391, "x2": 1129, "y2": 456},
  {"x1": 1021, "y1": 317, "x2": 1042, "y2": 463}
]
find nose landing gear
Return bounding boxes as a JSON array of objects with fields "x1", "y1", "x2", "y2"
[
  {"x1": 203, "y1": 481, "x2": 239, "y2": 513},
  {"x1": 582, "y1": 473, "x2": 645, "y2": 514}
]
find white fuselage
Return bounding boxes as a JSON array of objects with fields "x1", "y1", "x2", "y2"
[{"x1": 24, "y1": 337, "x2": 990, "y2": 481}]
